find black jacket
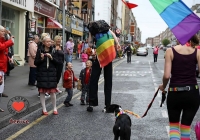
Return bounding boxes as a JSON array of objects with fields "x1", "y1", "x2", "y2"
[
  {"x1": 79, "y1": 68, "x2": 92, "y2": 86},
  {"x1": 125, "y1": 46, "x2": 132, "y2": 54},
  {"x1": 34, "y1": 46, "x2": 59, "y2": 88}
]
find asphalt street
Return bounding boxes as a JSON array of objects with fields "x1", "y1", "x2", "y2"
[{"x1": 0, "y1": 49, "x2": 199, "y2": 140}]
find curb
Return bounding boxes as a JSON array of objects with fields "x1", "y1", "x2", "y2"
[{"x1": 0, "y1": 58, "x2": 121, "y2": 129}]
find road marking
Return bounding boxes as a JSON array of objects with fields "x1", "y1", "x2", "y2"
[
  {"x1": 6, "y1": 60, "x2": 123, "y2": 140},
  {"x1": 161, "y1": 110, "x2": 168, "y2": 118},
  {"x1": 166, "y1": 126, "x2": 170, "y2": 137}
]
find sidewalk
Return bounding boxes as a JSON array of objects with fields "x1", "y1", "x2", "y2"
[{"x1": 0, "y1": 58, "x2": 120, "y2": 129}]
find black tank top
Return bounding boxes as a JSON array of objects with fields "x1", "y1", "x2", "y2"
[{"x1": 169, "y1": 47, "x2": 197, "y2": 86}]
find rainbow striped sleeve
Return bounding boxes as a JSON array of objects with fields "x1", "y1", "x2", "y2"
[
  {"x1": 95, "y1": 31, "x2": 116, "y2": 68},
  {"x1": 150, "y1": 0, "x2": 200, "y2": 45}
]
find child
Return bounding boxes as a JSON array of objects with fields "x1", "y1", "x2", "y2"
[
  {"x1": 81, "y1": 49, "x2": 88, "y2": 69},
  {"x1": 79, "y1": 60, "x2": 92, "y2": 105},
  {"x1": 63, "y1": 62, "x2": 78, "y2": 107}
]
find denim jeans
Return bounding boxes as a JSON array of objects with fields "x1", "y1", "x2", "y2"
[
  {"x1": 81, "y1": 84, "x2": 89, "y2": 102},
  {"x1": 65, "y1": 54, "x2": 72, "y2": 63},
  {"x1": 28, "y1": 67, "x2": 37, "y2": 85},
  {"x1": 64, "y1": 88, "x2": 73, "y2": 103}
]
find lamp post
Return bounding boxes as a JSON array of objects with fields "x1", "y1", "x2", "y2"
[
  {"x1": 0, "y1": 0, "x2": 2, "y2": 25},
  {"x1": 62, "y1": 0, "x2": 66, "y2": 50}
]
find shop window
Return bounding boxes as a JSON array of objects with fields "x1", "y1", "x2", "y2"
[{"x1": 2, "y1": 6, "x2": 20, "y2": 54}]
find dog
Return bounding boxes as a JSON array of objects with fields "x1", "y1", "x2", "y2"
[{"x1": 107, "y1": 104, "x2": 132, "y2": 140}]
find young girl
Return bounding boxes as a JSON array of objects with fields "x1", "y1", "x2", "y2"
[
  {"x1": 63, "y1": 62, "x2": 78, "y2": 107},
  {"x1": 81, "y1": 49, "x2": 88, "y2": 69}
]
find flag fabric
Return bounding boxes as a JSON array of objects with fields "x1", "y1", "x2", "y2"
[
  {"x1": 95, "y1": 31, "x2": 116, "y2": 68},
  {"x1": 121, "y1": 0, "x2": 138, "y2": 9},
  {"x1": 149, "y1": 0, "x2": 200, "y2": 45}
]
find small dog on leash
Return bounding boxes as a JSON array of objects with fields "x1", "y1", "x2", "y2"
[{"x1": 107, "y1": 104, "x2": 132, "y2": 140}]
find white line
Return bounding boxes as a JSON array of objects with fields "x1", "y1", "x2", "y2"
[
  {"x1": 166, "y1": 126, "x2": 170, "y2": 137},
  {"x1": 161, "y1": 110, "x2": 168, "y2": 118}
]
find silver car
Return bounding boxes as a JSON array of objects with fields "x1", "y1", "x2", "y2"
[{"x1": 136, "y1": 48, "x2": 148, "y2": 56}]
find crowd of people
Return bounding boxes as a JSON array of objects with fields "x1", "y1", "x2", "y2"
[{"x1": 0, "y1": 22, "x2": 200, "y2": 139}]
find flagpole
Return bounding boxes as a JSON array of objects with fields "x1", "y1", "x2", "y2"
[{"x1": 0, "y1": 0, "x2": 2, "y2": 25}]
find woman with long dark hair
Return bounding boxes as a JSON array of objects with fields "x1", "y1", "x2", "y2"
[{"x1": 159, "y1": 35, "x2": 200, "y2": 139}]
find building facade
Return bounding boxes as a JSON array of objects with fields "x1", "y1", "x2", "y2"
[{"x1": 1, "y1": 0, "x2": 34, "y2": 65}]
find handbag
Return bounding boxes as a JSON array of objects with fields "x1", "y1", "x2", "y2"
[
  {"x1": 7, "y1": 57, "x2": 15, "y2": 70},
  {"x1": 195, "y1": 121, "x2": 200, "y2": 140},
  {"x1": 77, "y1": 80, "x2": 82, "y2": 90}
]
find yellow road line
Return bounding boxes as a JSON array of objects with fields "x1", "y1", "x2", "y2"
[{"x1": 6, "y1": 59, "x2": 124, "y2": 140}]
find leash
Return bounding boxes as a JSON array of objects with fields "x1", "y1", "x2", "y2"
[
  {"x1": 142, "y1": 88, "x2": 159, "y2": 118},
  {"x1": 124, "y1": 110, "x2": 141, "y2": 118}
]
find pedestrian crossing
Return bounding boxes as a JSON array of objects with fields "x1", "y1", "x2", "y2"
[{"x1": 115, "y1": 71, "x2": 151, "y2": 77}]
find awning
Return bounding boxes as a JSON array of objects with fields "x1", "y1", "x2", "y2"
[{"x1": 46, "y1": 18, "x2": 62, "y2": 29}]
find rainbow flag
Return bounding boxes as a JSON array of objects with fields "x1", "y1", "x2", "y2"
[
  {"x1": 150, "y1": 0, "x2": 200, "y2": 45},
  {"x1": 95, "y1": 31, "x2": 116, "y2": 67}
]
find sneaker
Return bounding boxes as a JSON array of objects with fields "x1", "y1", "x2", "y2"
[
  {"x1": 45, "y1": 93, "x2": 50, "y2": 98},
  {"x1": 64, "y1": 102, "x2": 70, "y2": 107},
  {"x1": 80, "y1": 100, "x2": 85, "y2": 105},
  {"x1": 102, "y1": 106, "x2": 112, "y2": 113},
  {"x1": 68, "y1": 103, "x2": 73, "y2": 106},
  {"x1": 57, "y1": 88, "x2": 62, "y2": 93}
]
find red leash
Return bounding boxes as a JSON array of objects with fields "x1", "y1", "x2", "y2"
[{"x1": 142, "y1": 88, "x2": 159, "y2": 118}]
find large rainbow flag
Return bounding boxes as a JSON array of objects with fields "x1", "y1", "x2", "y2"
[
  {"x1": 150, "y1": 0, "x2": 200, "y2": 45},
  {"x1": 95, "y1": 31, "x2": 116, "y2": 68}
]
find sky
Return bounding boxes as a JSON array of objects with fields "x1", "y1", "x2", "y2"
[{"x1": 130, "y1": 0, "x2": 200, "y2": 43}]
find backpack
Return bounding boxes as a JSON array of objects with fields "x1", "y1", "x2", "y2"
[
  {"x1": 195, "y1": 121, "x2": 200, "y2": 140},
  {"x1": 87, "y1": 20, "x2": 110, "y2": 36}
]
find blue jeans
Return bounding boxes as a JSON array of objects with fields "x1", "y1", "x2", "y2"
[
  {"x1": 65, "y1": 54, "x2": 72, "y2": 63},
  {"x1": 28, "y1": 67, "x2": 37, "y2": 85},
  {"x1": 64, "y1": 88, "x2": 73, "y2": 103}
]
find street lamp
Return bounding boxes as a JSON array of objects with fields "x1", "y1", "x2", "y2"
[{"x1": 0, "y1": 0, "x2": 2, "y2": 25}]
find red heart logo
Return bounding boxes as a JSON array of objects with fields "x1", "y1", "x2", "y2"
[{"x1": 12, "y1": 102, "x2": 25, "y2": 112}]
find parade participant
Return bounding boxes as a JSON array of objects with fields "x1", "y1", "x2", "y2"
[
  {"x1": 81, "y1": 49, "x2": 88, "y2": 69},
  {"x1": 79, "y1": 60, "x2": 92, "y2": 105},
  {"x1": 27, "y1": 35, "x2": 39, "y2": 86},
  {"x1": 63, "y1": 62, "x2": 78, "y2": 107},
  {"x1": 159, "y1": 35, "x2": 200, "y2": 140},
  {"x1": 53, "y1": 35, "x2": 64, "y2": 93},
  {"x1": 0, "y1": 25, "x2": 14, "y2": 98},
  {"x1": 77, "y1": 41, "x2": 82, "y2": 59},
  {"x1": 125, "y1": 42, "x2": 132, "y2": 63},
  {"x1": 153, "y1": 46, "x2": 159, "y2": 62},
  {"x1": 87, "y1": 21, "x2": 121, "y2": 112},
  {"x1": 34, "y1": 36, "x2": 59, "y2": 115},
  {"x1": 64, "y1": 37, "x2": 74, "y2": 63}
]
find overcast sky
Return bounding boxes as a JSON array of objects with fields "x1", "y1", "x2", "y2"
[{"x1": 130, "y1": 0, "x2": 200, "y2": 43}]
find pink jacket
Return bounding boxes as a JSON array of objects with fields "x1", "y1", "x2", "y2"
[
  {"x1": 153, "y1": 47, "x2": 159, "y2": 54},
  {"x1": 27, "y1": 41, "x2": 37, "y2": 67},
  {"x1": 81, "y1": 53, "x2": 88, "y2": 62}
]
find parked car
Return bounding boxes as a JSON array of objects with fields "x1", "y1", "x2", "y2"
[{"x1": 136, "y1": 47, "x2": 148, "y2": 56}]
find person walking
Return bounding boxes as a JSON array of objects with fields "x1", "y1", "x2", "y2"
[
  {"x1": 0, "y1": 25, "x2": 14, "y2": 98},
  {"x1": 27, "y1": 35, "x2": 39, "y2": 86},
  {"x1": 87, "y1": 27, "x2": 121, "y2": 112},
  {"x1": 81, "y1": 49, "x2": 88, "y2": 69},
  {"x1": 159, "y1": 35, "x2": 200, "y2": 140},
  {"x1": 53, "y1": 35, "x2": 64, "y2": 93},
  {"x1": 79, "y1": 60, "x2": 92, "y2": 105},
  {"x1": 34, "y1": 36, "x2": 59, "y2": 115},
  {"x1": 63, "y1": 62, "x2": 78, "y2": 107},
  {"x1": 153, "y1": 46, "x2": 159, "y2": 62},
  {"x1": 125, "y1": 42, "x2": 132, "y2": 63},
  {"x1": 77, "y1": 41, "x2": 82, "y2": 59},
  {"x1": 64, "y1": 37, "x2": 74, "y2": 63},
  {"x1": 81, "y1": 39, "x2": 89, "y2": 53}
]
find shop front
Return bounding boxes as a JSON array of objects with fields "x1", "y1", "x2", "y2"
[
  {"x1": 1, "y1": 0, "x2": 34, "y2": 65},
  {"x1": 55, "y1": 8, "x2": 72, "y2": 43},
  {"x1": 71, "y1": 17, "x2": 83, "y2": 44},
  {"x1": 34, "y1": 0, "x2": 57, "y2": 38}
]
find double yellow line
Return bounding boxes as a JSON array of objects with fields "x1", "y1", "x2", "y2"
[{"x1": 6, "y1": 59, "x2": 124, "y2": 140}]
